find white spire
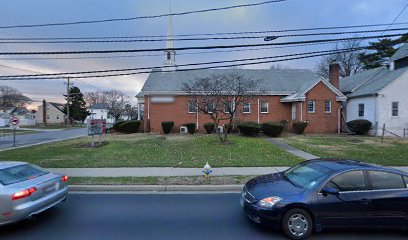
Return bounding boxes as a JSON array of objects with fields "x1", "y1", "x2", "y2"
[
  {"x1": 166, "y1": 1, "x2": 174, "y2": 49},
  {"x1": 163, "y1": 0, "x2": 176, "y2": 71}
]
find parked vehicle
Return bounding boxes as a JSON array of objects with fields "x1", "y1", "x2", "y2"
[
  {"x1": 241, "y1": 159, "x2": 408, "y2": 239},
  {"x1": 0, "y1": 162, "x2": 68, "y2": 225}
]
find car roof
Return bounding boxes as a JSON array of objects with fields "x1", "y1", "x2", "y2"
[
  {"x1": 0, "y1": 161, "x2": 27, "y2": 170},
  {"x1": 307, "y1": 158, "x2": 407, "y2": 175}
]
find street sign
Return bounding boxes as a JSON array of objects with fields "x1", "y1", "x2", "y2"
[
  {"x1": 10, "y1": 116, "x2": 19, "y2": 126},
  {"x1": 9, "y1": 116, "x2": 19, "y2": 147},
  {"x1": 87, "y1": 119, "x2": 106, "y2": 147}
]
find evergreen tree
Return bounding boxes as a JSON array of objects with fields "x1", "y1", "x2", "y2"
[
  {"x1": 359, "y1": 35, "x2": 408, "y2": 69},
  {"x1": 63, "y1": 86, "x2": 89, "y2": 123}
]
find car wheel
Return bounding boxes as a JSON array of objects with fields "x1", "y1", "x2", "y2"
[{"x1": 282, "y1": 208, "x2": 313, "y2": 240}]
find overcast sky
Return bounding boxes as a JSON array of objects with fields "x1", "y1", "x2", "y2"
[{"x1": 0, "y1": 0, "x2": 407, "y2": 109}]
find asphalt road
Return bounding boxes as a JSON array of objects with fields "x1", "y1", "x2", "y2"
[
  {"x1": 0, "y1": 128, "x2": 87, "y2": 150},
  {"x1": 0, "y1": 193, "x2": 406, "y2": 240}
]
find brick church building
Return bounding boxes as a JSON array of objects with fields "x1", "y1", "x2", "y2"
[{"x1": 136, "y1": 14, "x2": 347, "y2": 134}]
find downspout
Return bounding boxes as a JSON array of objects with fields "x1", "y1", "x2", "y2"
[
  {"x1": 196, "y1": 107, "x2": 199, "y2": 130},
  {"x1": 300, "y1": 102, "x2": 303, "y2": 121},
  {"x1": 257, "y1": 98, "x2": 260, "y2": 124},
  {"x1": 147, "y1": 95, "x2": 150, "y2": 120}
]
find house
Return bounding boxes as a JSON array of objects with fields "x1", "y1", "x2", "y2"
[
  {"x1": 86, "y1": 103, "x2": 115, "y2": 124},
  {"x1": 9, "y1": 107, "x2": 36, "y2": 126},
  {"x1": 137, "y1": 63, "x2": 346, "y2": 134},
  {"x1": 36, "y1": 102, "x2": 65, "y2": 124},
  {"x1": 0, "y1": 112, "x2": 11, "y2": 127},
  {"x1": 340, "y1": 42, "x2": 408, "y2": 137}
]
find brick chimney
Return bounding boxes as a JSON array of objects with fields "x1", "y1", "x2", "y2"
[{"x1": 329, "y1": 60, "x2": 340, "y2": 89}]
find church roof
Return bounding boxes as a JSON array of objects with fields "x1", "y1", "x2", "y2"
[{"x1": 139, "y1": 68, "x2": 319, "y2": 95}]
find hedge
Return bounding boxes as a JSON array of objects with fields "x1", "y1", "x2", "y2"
[
  {"x1": 262, "y1": 122, "x2": 284, "y2": 137},
  {"x1": 113, "y1": 121, "x2": 125, "y2": 131},
  {"x1": 224, "y1": 123, "x2": 233, "y2": 134},
  {"x1": 161, "y1": 121, "x2": 174, "y2": 134},
  {"x1": 117, "y1": 120, "x2": 142, "y2": 133},
  {"x1": 347, "y1": 119, "x2": 372, "y2": 135},
  {"x1": 184, "y1": 123, "x2": 196, "y2": 134},
  {"x1": 238, "y1": 121, "x2": 261, "y2": 136},
  {"x1": 204, "y1": 122, "x2": 215, "y2": 134},
  {"x1": 292, "y1": 121, "x2": 309, "y2": 134}
]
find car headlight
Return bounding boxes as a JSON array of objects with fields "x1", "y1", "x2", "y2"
[{"x1": 257, "y1": 197, "x2": 282, "y2": 208}]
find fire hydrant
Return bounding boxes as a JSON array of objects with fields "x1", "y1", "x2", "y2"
[{"x1": 202, "y1": 162, "x2": 212, "y2": 178}]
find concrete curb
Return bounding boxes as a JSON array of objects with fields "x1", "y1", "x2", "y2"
[{"x1": 69, "y1": 184, "x2": 244, "y2": 192}]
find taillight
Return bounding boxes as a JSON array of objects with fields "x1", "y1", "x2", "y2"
[
  {"x1": 12, "y1": 187, "x2": 37, "y2": 201},
  {"x1": 61, "y1": 175, "x2": 68, "y2": 182}
]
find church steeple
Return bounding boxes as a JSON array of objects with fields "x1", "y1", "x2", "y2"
[{"x1": 163, "y1": 1, "x2": 176, "y2": 71}]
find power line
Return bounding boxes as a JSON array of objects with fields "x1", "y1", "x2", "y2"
[
  {"x1": 0, "y1": 28, "x2": 407, "y2": 44},
  {"x1": 0, "y1": 41, "x2": 363, "y2": 61},
  {"x1": 381, "y1": 1, "x2": 408, "y2": 36},
  {"x1": 0, "y1": 43, "x2": 394, "y2": 80},
  {"x1": 0, "y1": 50, "x2": 365, "y2": 80},
  {"x1": 0, "y1": 33, "x2": 405, "y2": 56},
  {"x1": 0, "y1": 0, "x2": 287, "y2": 29}
]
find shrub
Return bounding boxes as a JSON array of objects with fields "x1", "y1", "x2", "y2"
[
  {"x1": 204, "y1": 122, "x2": 215, "y2": 134},
  {"x1": 262, "y1": 122, "x2": 285, "y2": 137},
  {"x1": 238, "y1": 121, "x2": 261, "y2": 136},
  {"x1": 161, "y1": 121, "x2": 174, "y2": 134},
  {"x1": 184, "y1": 123, "x2": 196, "y2": 134},
  {"x1": 113, "y1": 121, "x2": 125, "y2": 131},
  {"x1": 347, "y1": 119, "x2": 372, "y2": 135},
  {"x1": 117, "y1": 120, "x2": 142, "y2": 133},
  {"x1": 292, "y1": 121, "x2": 309, "y2": 134},
  {"x1": 224, "y1": 123, "x2": 233, "y2": 134}
]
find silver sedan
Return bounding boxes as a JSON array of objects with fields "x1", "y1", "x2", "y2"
[{"x1": 0, "y1": 161, "x2": 68, "y2": 225}]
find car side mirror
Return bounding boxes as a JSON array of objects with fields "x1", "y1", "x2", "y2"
[{"x1": 321, "y1": 187, "x2": 340, "y2": 196}]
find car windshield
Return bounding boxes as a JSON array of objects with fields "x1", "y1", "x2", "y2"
[
  {"x1": 283, "y1": 162, "x2": 333, "y2": 189},
  {"x1": 0, "y1": 164, "x2": 48, "y2": 186}
]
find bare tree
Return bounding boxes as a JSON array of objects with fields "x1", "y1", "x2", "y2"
[
  {"x1": 124, "y1": 104, "x2": 138, "y2": 120},
  {"x1": 183, "y1": 73, "x2": 260, "y2": 142},
  {"x1": 0, "y1": 86, "x2": 31, "y2": 107},
  {"x1": 85, "y1": 90, "x2": 130, "y2": 121},
  {"x1": 316, "y1": 39, "x2": 364, "y2": 79}
]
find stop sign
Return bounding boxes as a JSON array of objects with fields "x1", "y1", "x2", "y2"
[{"x1": 10, "y1": 116, "x2": 19, "y2": 126}]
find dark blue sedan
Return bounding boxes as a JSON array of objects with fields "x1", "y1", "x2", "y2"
[{"x1": 241, "y1": 159, "x2": 408, "y2": 239}]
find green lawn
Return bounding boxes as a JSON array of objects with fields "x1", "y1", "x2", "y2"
[
  {"x1": 69, "y1": 175, "x2": 255, "y2": 185},
  {"x1": 283, "y1": 135, "x2": 408, "y2": 166},
  {"x1": 0, "y1": 134, "x2": 302, "y2": 168}
]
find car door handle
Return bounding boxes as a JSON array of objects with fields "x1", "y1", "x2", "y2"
[{"x1": 360, "y1": 199, "x2": 371, "y2": 205}]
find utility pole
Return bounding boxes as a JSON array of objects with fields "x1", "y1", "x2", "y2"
[{"x1": 65, "y1": 77, "x2": 71, "y2": 126}]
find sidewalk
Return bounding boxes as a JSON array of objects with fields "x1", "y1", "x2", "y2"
[
  {"x1": 265, "y1": 138, "x2": 318, "y2": 160},
  {"x1": 47, "y1": 166, "x2": 408, "y2": 177}
]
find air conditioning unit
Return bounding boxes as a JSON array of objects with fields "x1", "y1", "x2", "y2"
[
  {"x1": 218, "y1": 126, "x2": 224, "y2": 133},
  {"x1": 180, "y1": 126, "x2": 188, "y2": 134}
]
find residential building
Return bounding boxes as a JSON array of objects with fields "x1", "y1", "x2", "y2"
[
  {"x1": 36, "y1": 102, "x2": 65, "y2": 124},
  {"x1": 9, "y1": 107, "x2": 36, "y2": 126},
  {"x1": 340, "y1": 42, "x2": 408, "y2": 137},
  {"x1": 86, "y1": 103, "x2": 115, "y2": 124}
]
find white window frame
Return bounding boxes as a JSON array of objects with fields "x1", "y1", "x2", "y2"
[
  {"x1": 260, "y1": 101, "x2": 269, "y2": 114},
  {"x1": 206, "y1": 102, "x2": 215, "y2": 114},
  {"x1": 224, "y1": 102, "x2": 233, "y2": 114},
  {"x1": 307, "y1": 100, "x2": 316, "y2": 113},
  {"x1": 188, "y1": 102, "x2": 197, "y2": 114},
  {"x1": 392, "y1": 102, "x2": 399, "y2": 117},
  {"x1": 325, "y1": 100, "x2": 332, "y2": 113},
  {"x1": 358, "y1": 103, "x2": 365, "y2": 117},
  {"x1": 243, "y1": 102, "x2": 251, "y2": 114}
]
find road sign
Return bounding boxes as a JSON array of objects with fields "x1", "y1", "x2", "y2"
[{"x1": 10, "y1": 116, "x2": 19, "y2": 126}]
